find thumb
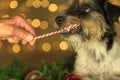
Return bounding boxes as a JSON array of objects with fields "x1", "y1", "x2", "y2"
[{"x1": 13, "y1": 27, "x2": 34, "y2": 41}]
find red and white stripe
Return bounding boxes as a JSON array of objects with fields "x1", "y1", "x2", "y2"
[{"x1": 34, "y1": 24, "x2": 79, "y2": 40}]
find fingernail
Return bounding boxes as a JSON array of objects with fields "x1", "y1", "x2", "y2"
[{"x1": 26, "y1": 34, "x2": 33, "y2": 41}]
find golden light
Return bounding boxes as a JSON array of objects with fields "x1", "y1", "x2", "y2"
[
  {"x1": 0, "y1": 41, "x2": 3, "y2": 48},
  {"x1": 12, "y1": 44, "x2": 21, "y2": 53},
  {"x1": 27, "y1": 45, "x2": 36, "y2": 52},
  {"x1": 48, "y1": 3, "x2": 58, "y2": 12},
  {"x1": 2, "y1": 14, "x2": 10, "y2": 18},
  {"x1": 33, "y1": 0, "x2": 41, "y2": 8},
  {"x1": 40, "y1": 21, "x2": 49, "y2": 30},
  {"x1": 58, "y1": 4, "x2": 67, "y2": 12},
  {"x1": 20, "y1": 13, "x2": 26, "y2": 19},
  {"x1": 32, "y1": 19, "x2": 41, "y2": 28},
  {"x1": 26, "y1": 0, "x2": 34, "y2": 7},
  {"x1": 59, "y1": 41, "x2": 69, "y2": 51},
  {"x1": 42, "y1": 42, "x2": 51, "y2": 52},
  {"x1": 10, "y1": 0, "x2": 18, "y2": 9},
  {"x1": 41, "y1": 0, "x2": 49, "y2": 8},
  {"x1": 26, "y1": 18, "x2": 32, "y2": 25}
]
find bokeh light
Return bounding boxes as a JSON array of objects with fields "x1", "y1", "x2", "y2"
[
  {"x1": 2, "y1": 14, "x2": 10, "y2": 18},
  {"x1": 25, "y1": 0, "x2": 34, "y2": 7},
  {"x1": 58, "y1": 4, "x2": 67, "y2": 12},
  {"x1": 12, "y1": 44, "x2": 21, "y2": 53},
  {"x1": 10, "y1": 0, "x2": 18, "y2": 9},
  {"x1": 59, "y1": 41, "x2": 69, "y2": 51},
  {"x1": 26, "y1": 18, "x2": 32, "y2": 25},
  {"x1": 20, "y1": 13, "x2": 26, "y2": 19},
  {"x1": 48, "y1": 3, "x2": 58, "y2": 12},
  {"x1": 33, "y1": 0, "x2": 41, "y2": 8},
  {"x1": 32, "y1": 19, "x2": 41, "y2": 28},
  {"x1": 42, "y1": 42, "x2": 51, "y2": 52},
  {"x1": 41, "y1": 0, "x2": 49, "y2": 8},
  {"x1": 40, "y1": 21, "x2": 49, "y2": 30},
  {"x1": 27, "y1": 45, "x2": 36, "y2": 52}
]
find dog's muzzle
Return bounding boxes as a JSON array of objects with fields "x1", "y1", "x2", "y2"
[{"x1": 55, "y1": 16, "x2": 81, "y2": 34}]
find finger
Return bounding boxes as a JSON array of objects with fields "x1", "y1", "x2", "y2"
[
  {"x1": 13, "y1": 27, "x2": 34, "y2": 42},
  {"x1": 22, "y1": 40, "x2": 27, "y2": 45},
  {"x1": 29, "y1": 39, "x2": 36, "y2": 46},
  {"x1": 22, "y1": 39, "x2": 36, "y2": 46},
  {"x1": 13, "y1": 16, "x2": 36, "y2": 36},
  {"x1": 0, "y1": 38, "x2": 6, "y2": 40},
  {"x1": 7, "y1": 37, "x2": 20, "y2": 43}
]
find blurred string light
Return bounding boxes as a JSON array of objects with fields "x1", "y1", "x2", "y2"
[
  {"x1": 2, "y1": 14, "x2": 10, "y2": 18},
  {"x1": 10, "y1": 0, "x2": 18, "y2": 9},
  {"x1": 19, "y1": 13, "x2": 26, "y2": 19},
  {"x1": 25, "y1": 0, "x2": 49, "y2": 8},
  {"x1": 42, "y1": 42, "x2": 51, "y2": 52},
  {"x1": 48, "y1": 3, "x2": 58, "y2": 12},
  {"x1": 32, "y1": 19, "x2": 41, "y2": 28},
  {"x1": 59, "y1": 41, "x2": 69, "y2": 51},
  {"x1": 0, "y1": 0, "x2": 68, "y2": 54},
  {"x1": 12, "y1": 44, "x2": 21, "y2": 53},
  {"x1": 32, "y1": 0, "x2": 41, "y2": 8},
  {"x1": 26, "y1": 18, "x2": 49, "y2": 30},
  {"x1": 40, "y1": 21, "x2": 48, "y2": 30},
  {"x1": 27, "y1": 45, "x2": 36, "y2": 52},
  {"x1": 26, "y1": 18, "x2": 32, "y2": 25},
  {"x1": 41, "y1": 0, "x2": 49, "y2": 8},
  {"x1": 58, "y1": 4, "x2": 67, "y2": 12},
  {"x1": 25, "y1": 0, "x2": 58, "y2": 12},
  {"x1": 26, "y1": 0, "x2": 34, "y2": 7}
]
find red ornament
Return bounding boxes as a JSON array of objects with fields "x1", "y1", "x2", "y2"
[
  {"x1": 38, "y1": 78, "x2": 48, "y2": 80},
  {"x1": 64, "y1": 73, "x2": 83, "y2": 80}
]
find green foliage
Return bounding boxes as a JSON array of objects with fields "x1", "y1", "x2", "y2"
[
  {"x1": 41, "y1": 56, "x2": 75, "y2": 80},
  {"x1": 0, "y1": 55, "x2": 75, "y2": 80},
  {"x1": 0, "y1": 60, "x2": 27, "y2": 80}
]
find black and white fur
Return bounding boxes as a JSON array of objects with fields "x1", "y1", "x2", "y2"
[{"x1": 55, "y1": 0, "x2": 120, "y2": 80}]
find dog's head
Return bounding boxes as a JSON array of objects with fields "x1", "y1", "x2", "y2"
[{"x1": 55, "y1": 0, "x2": 120, "y2": 50}]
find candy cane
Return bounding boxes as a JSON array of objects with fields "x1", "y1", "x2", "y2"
[{"x1": 34, "y1": 24, "x2": 80, "y2": 40}]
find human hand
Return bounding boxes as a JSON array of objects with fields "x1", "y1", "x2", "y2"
[{"x1": 0, "y1": 16, "x2": 36, "y2": 46}]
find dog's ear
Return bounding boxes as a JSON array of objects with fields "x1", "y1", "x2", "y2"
[
  {"x1": 96, "y1": 0, "x2": 106, "y2": 4},
  {"x1": 105, "y1": 2, "x2": 120, "y2": 23},
  {"x1": 96, "y1": 0, "x2": 120, "y2": 23}
]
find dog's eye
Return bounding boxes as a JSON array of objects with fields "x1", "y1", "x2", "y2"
[{"x1": 81, "y1": 5, "x2": 91, "y2": 13}]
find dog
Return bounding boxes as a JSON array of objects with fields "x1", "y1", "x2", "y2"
[{"x1": 55, "y1": 0, "x2": 120, "y2": 80}]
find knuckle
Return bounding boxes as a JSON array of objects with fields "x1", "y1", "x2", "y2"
[{"x1": 8, "y1": 26, "x2": 15, "y2": 36}]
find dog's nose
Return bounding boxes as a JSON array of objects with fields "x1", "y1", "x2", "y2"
[{"x1": 55, "y1": 16, "x2": 65, "y2": 25}]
